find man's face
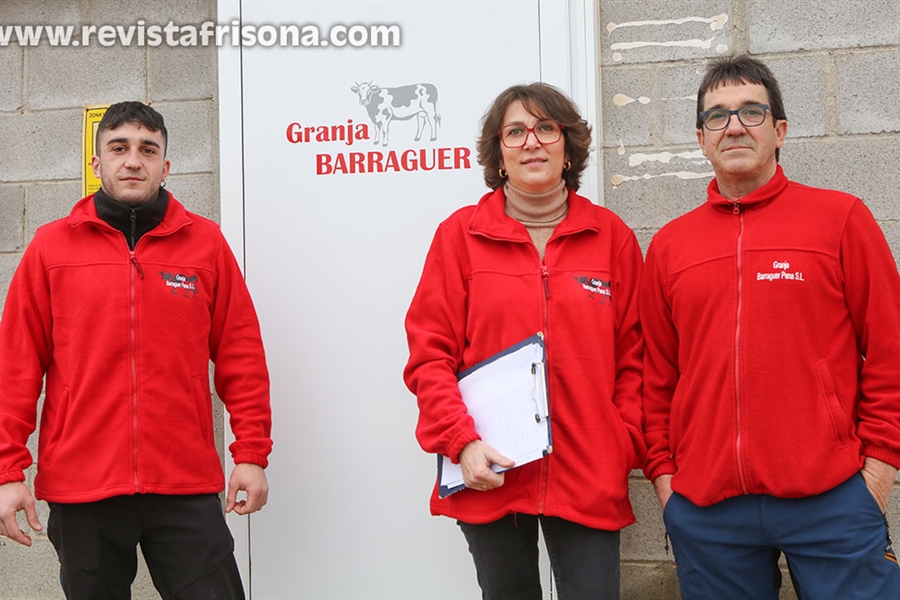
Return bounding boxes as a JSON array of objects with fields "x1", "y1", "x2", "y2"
[
  {"x1": 697, "y1": 81, "x2": 786, "y2": 193},
  {"x1": 91, "y1": 122, "x2": 170, "y2": 206}
]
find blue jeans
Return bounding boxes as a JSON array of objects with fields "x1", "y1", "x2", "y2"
[
  {"x1": 664, "y1": 473, "x2": 900, "y2": 600},
  {"x1": 458, "y1": 514, "x2": 620, "y2": 600}
]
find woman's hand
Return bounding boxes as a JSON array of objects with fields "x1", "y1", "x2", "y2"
[{"x1": 459, "y1": 440, "x2": 515, "y2": 492}]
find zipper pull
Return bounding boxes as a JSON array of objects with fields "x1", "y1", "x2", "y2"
[
  {"x1": 541, "y1": 265, "x2": 551, "y2": 299},
  {"x1": 130, "y1": 209, "x2": 137, "y2": 249},
  {"x1": 733, "y1": 201, "x2": 740, "y2": 215},
  {"x1": 130, "y1": 251, "x2": 144, "y2": 280}
]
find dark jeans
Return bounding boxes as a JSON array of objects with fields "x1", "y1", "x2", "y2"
[
  {"x1": 48, "y1": 494, "x2": 244, "y2": 600},
  {"x1": 458, "y1": 514, "x2": 620, "y2": 600},
  {"x1": 664, "y1": 474, "x2": 900, "y2": 600}
]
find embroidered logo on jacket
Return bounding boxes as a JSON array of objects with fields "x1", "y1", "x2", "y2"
[
  {"x1": 159, "y1": 271, "x2": 199, "y2": 298},
  {"x1": 573, "y1": 276, "x2": 612, "y2": 305},
  {"x1": 756, "y1": 260, "x2": 806, "y2": 282}
]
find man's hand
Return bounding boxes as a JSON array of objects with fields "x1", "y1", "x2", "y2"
[
  {"x1": 0, "y1": 482, "x2": 42, "y2": 546},
  {"x1": 458, "y1": 440, "x2": 515, "y2": 492},
  {"x1": 653, "y1": 474, "x2": 674, "y2": 513},
  {"x1": 225, "y1": 463, "x2": 269, "y2": 515},
  {"x1": 861, "y1": 457, "x2": 898, "y2": 514}
]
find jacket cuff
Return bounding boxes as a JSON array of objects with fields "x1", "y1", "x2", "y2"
[
  {"x1": 232, "y1": 453, "x2": 269, "y2": 469},
  {"x1": 863, "y1": 446, "x2": 900, "y2": 471},
  {"x1": 0, "y1": 470, "x2": 26, "y2": 486},
  {"x1": 447, "y1": 430, "x2": 482, "y2": 464},
  {"x1": 644, "y1": 462, "x2": 676, "y2": 482}
]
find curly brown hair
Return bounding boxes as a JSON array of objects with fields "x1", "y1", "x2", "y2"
[{"x1": 477, "y1": 83, "x2": 592, "y2": 191}]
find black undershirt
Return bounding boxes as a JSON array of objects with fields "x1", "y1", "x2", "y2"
[{"x1": 94, "y1": 187, "x2": 169, "y2": 250}]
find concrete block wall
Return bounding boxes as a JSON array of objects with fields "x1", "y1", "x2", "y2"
[
  {"x1": 600, "y1": 0, "x2": 900, "y2": 597},
  {"x1": 2, "y1": 0, "x2": 900, "y2": 598},
  {"x1": 0, "y1": 1, "x2": 218, "y2": 598}
]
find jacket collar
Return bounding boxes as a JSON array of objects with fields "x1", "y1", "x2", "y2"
[
  {"x1": 707, "y1": 165, "x2": 789, "y2": 212},
  {"x1": 467, "y1": 186, "x2": 601, "y2": 242},
  {"x1": 68, "y1": 190, "x2": 192, "y2": 236}
]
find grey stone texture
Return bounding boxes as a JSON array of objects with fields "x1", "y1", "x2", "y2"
[
  {"x1": 748, "y1": 0, "x2": 900, "y2": 54},
  {"x1": 0, "y1": 0, "x2": 81, "y2": 26},
  {"x1": 0, "y1": 110, "x2": 83, "y2": 182},
  {"x1": 0, "y1": 45, "x2": 23, "y2": 112},
  {"x1": 601, "y1": 65, "x2": 655, "y2": 148},
  {"x1": 26, "y1": 44, "x2": 145, "y2": 111},
  {"x1": 166, "y1": 172, "x2": 219, "y2": 221},
  {"x1": 780, "y1": 137, "x2": 900, "y2": 221},
  {"x1": 836, "y1": 49, "x2": 900, "y2": 135},
  {"x1": 657, "y1": 62, "x2": 705, "y2": 146},
  {"x1": 767, "y1": 55, "x2": 829, "y2": 138},
  {"x1": 601, "y1": 145, "x2": 711, "y2": 230},
  {"x1": 25, "y1": 182, "x2": 81, "y2": 243},
  {"x1": 0, "y1": 186, "x2": 25, "y2": 252},
  {"x1": 149, "y1": 44, "x2": 217, "y2": 102},
  {"x1": 158, "y1": 100, "x2": 217, "y2": 174},
  {"x1": 599, "y1": 0, "x2": 732, "y2": 66}
]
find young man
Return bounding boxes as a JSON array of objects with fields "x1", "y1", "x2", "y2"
[
  {"x1": 641, "y1": 55, "x2": 900, "y2": 599},
  {"x1": 0, "y1": 102, "x2": 272, "y2": 599}
]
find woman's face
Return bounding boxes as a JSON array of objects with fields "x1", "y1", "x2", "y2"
[{"x1": 499, "y1": 100, "x2": 567, "y2": 194}]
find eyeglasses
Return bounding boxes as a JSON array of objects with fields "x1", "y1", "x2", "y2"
[
  {"x1": 699, "y1": 104, "x2": 770, "y2": 131},
  {"x1": 499, "y1": 120, "x2": 564, "y2": 148}
]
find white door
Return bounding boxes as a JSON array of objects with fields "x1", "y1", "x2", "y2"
[{"x1": 218, "y1": 1, "x2": 598, "y2": 597}]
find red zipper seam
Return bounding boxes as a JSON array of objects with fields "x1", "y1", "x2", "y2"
[
  {"x1": 538, "y1": 264, "x2": 551, "y2": 513},
  {"x1": 130, "y1": 251, "x2": 140, "y2": 492},
  {"x1": 734, "y1": 209, "x2": 748, "y2": 493}
]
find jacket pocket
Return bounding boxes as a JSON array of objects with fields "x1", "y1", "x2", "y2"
[
  {"x1": 815, "y1": 360, "x2": 852, "y2": 446},
  {"x1": 39, "y1": 386, "x2": 71, "y2": 466},
  {"x1": 191, "y1": 374, "x2": 216, "y2": 451}
]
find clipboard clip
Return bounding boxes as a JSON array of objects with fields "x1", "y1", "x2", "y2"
[{"x1": 531, "y1": 361, "x2": 548, "y2": 423}]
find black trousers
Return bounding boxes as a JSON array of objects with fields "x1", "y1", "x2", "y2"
[
  {"x1": 48, "y1": 494, "x2": 244, "y2": 600},
  {"x1": 458, "y1": 514, "x2": 621, "y2": 600}
]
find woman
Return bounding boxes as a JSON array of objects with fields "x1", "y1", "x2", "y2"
[{"x1": 403, "y1": 83, "x2": 644, "y2": 599}]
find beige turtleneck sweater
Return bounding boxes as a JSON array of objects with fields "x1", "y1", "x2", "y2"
[{"x1": 504, "y1": 179, "x2": 568, "y2": 259}]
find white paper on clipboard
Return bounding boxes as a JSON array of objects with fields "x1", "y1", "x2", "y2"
[{"x1": 437, "y1": 333, "x2": 552, "y2": 498}]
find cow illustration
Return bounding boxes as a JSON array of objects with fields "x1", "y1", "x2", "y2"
[{"x1": 350, "y1": 81, "x2": 441, "y2": 146}]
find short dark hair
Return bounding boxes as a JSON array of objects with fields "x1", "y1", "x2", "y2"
[
  {"x1": 96, "y1": 101, "x2": 168, "y2": 155},
  {"x1": 697, "y1": 55, "x2": 786, "y2": 161},
  {"x1": 477, "y1": 83, "x2": 592, "y2": 191}
]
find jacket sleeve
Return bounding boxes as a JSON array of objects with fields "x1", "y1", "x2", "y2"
[
  {"x1": 0, "y1": 236, "x2": 53, "y2": 485},
  {"x1": 208, "y1": 232, "x2": 272, "y2": 468},
  {"x1": 640, "y1": 238, "x2": 678, "y2": 481},
  {"x1": 842, "y1": 199, "x2": 900, "y2": 469},
  {"x1": 403, "y1": 221, "x2": 480, "y2": 463},
  {"x1": 612, "y1": 229, "x2": 646, "y2": 469}
]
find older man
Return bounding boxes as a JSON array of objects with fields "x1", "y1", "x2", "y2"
[{"x1": 641, "y1": 55, "x2": 900, "y2": 599}]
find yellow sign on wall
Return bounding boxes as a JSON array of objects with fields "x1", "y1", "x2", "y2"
[{"x1": 82, "y1": 104, "x2": 109, "y2": 197}]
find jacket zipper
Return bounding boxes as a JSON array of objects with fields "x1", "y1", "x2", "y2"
[
  {"x1": 538, "y1": 264, "x2": 551, "y2": 513},
  {"x1": 734, "y1": 203, "x2": 748, "y2": 493},
  {"x1": 130, "y1": 250, "x2": 141, "y2": 491}
]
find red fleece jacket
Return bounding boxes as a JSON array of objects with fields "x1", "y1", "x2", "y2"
[
  {"x1": 642, "y1": 167, "x2": 900, "y2": 506},
  {"x1": 405, "y1": 188, "x2": 644, "y2": 530},
  {"x1": 0, "y1": 194, "x2": 272, "y2": 502}
]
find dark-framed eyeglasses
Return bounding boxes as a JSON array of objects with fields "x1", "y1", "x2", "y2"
[
  {"x1": 499, "y1": 120, "x2": 564, "y2": 148},
  {"x1": 699, "y1": 104, "x2": 770, "y2": 131}
]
